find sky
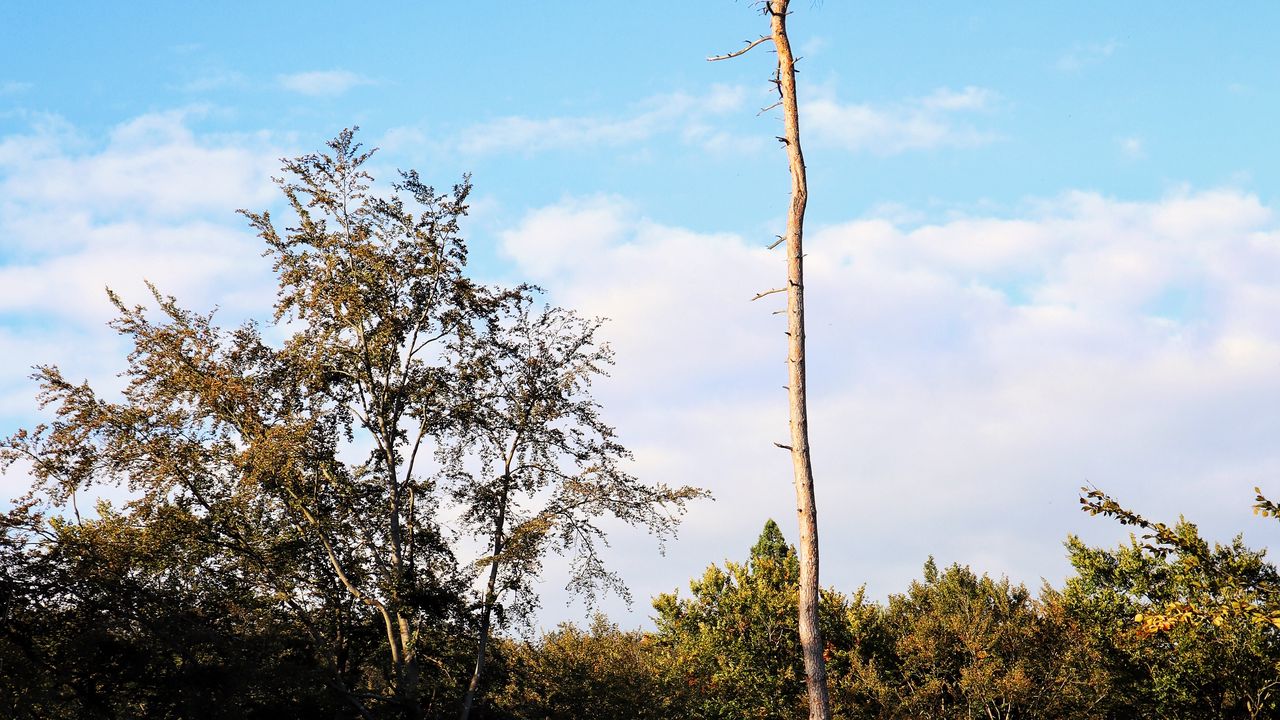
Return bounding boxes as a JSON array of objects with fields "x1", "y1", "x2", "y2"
[{"x1": 3, "y1": 1, "x2": 1280, "y2": 629}]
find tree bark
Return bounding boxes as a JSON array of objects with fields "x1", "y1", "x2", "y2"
[
  {"x1": 459, "y1": 472, "x2": 511, "y2": 720},
  {"x1": 769, "y1": 2, "x2": 832, "y2": 719}
]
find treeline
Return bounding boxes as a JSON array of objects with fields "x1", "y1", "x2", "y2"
[
  {"x1": 3, "y1": 513, "x2": 1278, "y2": 719},
  {"x1": 485, "y1": 519, "x2": 1280, "y2": 720}
]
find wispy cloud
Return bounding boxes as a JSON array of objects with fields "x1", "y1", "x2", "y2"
[
  {"x1": 451, "y1": 83, "x2": 997, "y2": 159},
  {"x1": 804, "y1": 85, "x2": 999, "y2": 154},
  {"x1": 0, "y1": 81, "x2": 31, "y2": 95},
  {"x1": 1118, "y1": 135, "x2": 1145, "y2": 159},
  {"x1": 277, "y1": 70, "x2": 374, "y2": 97},
  {"x1": 454, "y1": 84, "x2": 759, "y2": 156},
  {"x1": 919, "y1": 86, "x2": 994, "y2": 111},
  {"x1": 1057, "y1": 40, "x2": 1119, "y2": 72}
]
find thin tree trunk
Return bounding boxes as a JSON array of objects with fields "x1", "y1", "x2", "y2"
[
  {"x1": 459, "y1": 473, "x2": 511, "y2": 720},
  {"x1": 458, "y1": 565, "x2": 498, "y2": 720},
  {"x1": 398, "y1": 614, "x2": 422, "y2": 720},
  {"x1": 770, "y1": 2, "x2": 832, "y2": 719},
  {"x1": 458, "y1": 598, "x2": 493, "y2": 720}
]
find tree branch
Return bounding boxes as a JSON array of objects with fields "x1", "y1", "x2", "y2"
[
  {"x1": 752, "y1": 287, "x2": 787, "y2": 302},
  {"x1": 758, "y1": 101, "x2": 784, "y2": 116},
  {"x1": 707, "y1": 35, "x2": 773, "y2": 62}
]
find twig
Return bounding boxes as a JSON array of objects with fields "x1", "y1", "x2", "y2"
[
  {"x1": 758, "y1": 101, "x2": 783, "y2": 116},
  {"x1": 751, "y1": 287, "x2": 787, "y2": 301},
  {"x1": 707, "y1": 36, "x2": 773, "y2": 62}
]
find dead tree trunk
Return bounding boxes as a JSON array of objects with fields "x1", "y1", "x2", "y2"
[{"x1": 711, "y1": 2, "x2": 831, "y2": 718}]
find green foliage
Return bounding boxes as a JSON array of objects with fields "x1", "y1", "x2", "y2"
[
  {"x1": 0, "y1": 501, "x2": 337, "y2": 719},
  {"x1": 652, "y1": 520, "x2": 849, "y2": 720},
  {"x1": 1082, "y1": 487, "x2": 1280, "y2": 631},
  {"x1": 836, "y1": 559, "x2": 1103, "y2": 720},
  {"x1": 1071, "y1": 489, "x2": 1280, "y2": 719},
  {"x1": 477, "y1": 512, "x2": 1280, "y2": 720},
  {"x1": 487, "y1": 615, "x2": 667, "y2": 720}
]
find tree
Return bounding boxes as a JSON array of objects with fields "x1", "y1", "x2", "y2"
[
  {"x1": 488, "y1": 615, "x2": 668, "y2": 720},
  {"x1": 0, "y1": 499, "x2": 338, "y2": 719},
  {"x1": 863, "y1": 561, "x2": 1098, "y2": 720},
  {"x1": 1081, "y1": 486, "x2": 1280, "y2": 630},
  {"x1": 653, "y1": 520, "x2": 849, "y2": 720},
  {"x1": 1075, "y1": 488, "x2": 1280, "y2": 718},
  {"x1": 2, "y1": 129, "x2": 703, "y2": 719},
  {"x1": 708, "y1": 3, "x2": 831, "y2": 717},
  {"x1": 449, "y1": 299, "x2": 704, "y2": 720},
  {"x1": 3, "y1": 130, "x2": 508, "y2": 718}
]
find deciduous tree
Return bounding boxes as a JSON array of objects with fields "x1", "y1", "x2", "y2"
[
  {"x1": 449, "y1": 299, "x2": 704, "y2": 720},
  {"x1": 4, "y1": 130, "x2": 513, "y2": 718}
]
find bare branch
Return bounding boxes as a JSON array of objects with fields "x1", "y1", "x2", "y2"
[
  {"x1": 768, "y1": 235, "x2": 785, "y2": 250},
  {"x1": 707, "y1": 35, "x2": 773, "y2": 62},
  {"x1": 758, "y1": 101, "x2": 784, "y2": 116},
  {"x1": 752, "y1": 287, "x2": 787, "y2": 302}
]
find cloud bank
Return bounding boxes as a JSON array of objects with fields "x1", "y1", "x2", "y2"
[
  {"x1": 499, "y1": 189, "x2": 1280, "y2": 623},
  {"x1": 0, "y1": 110, "x2": 282, "y2": 418}
]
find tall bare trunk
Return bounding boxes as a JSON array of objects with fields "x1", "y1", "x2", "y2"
[{"x1": 770, "y1": 2, "x2": 831, "y2": 719}]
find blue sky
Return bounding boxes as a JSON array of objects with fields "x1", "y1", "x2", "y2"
[{"x1": 4, "y1": 2, "x2": 1280, "y2": 627}]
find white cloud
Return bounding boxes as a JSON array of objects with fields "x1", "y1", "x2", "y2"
[
  {"x1": 0, "y1": 81, "x2": 31, "y2": 95},
  {"x1": 499, "y1": 189, "x2": 1280, "y2": 625},
  {"x1": 0, "y1": 111, "x2": 284, "y2": 447},
  {"x1": 277, "y1": 70, "x2": 373, "y2": 97},
  {"x1": 804, "y1": 85, "x2": 999, "y2": 154},
  {"x1": 1, "y1": 109, "x2": 280, "y2": 223},
  {"x1": 455, "y1": 84, "x2": 758, "y2": 156},
  {"x1": 1057, "y1": 40, "x2": 1119, "y2": 73},
  {"x1": 920, "y1": 86, "x2": 995, "y2": 111}
]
